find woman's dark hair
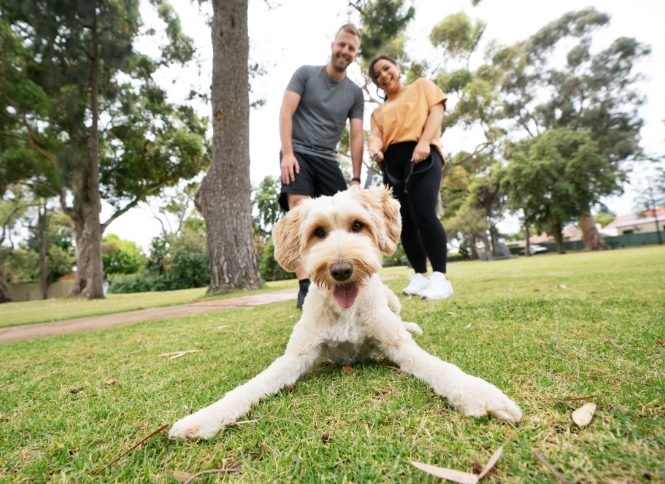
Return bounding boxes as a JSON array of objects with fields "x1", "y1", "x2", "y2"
[{"x1": 368, "y1": 54, "x2": 397, "y2": 85}]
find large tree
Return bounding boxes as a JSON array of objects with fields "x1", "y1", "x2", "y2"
[
  {"x1": 494, "y1": 8, "x2": 650, "y2": 249},
  {"x1": 196, "y1": 0, "x2": 262, "y2": 292},
  {"x1": 502, "y1": 128, "x2": 619, "y2": 252},
  {"x1": 1, "y1": 0, "x2": 207, "y2": 298}
]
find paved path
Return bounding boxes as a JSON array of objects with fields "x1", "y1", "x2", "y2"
[{"x1": 0, "y1": 288, "x2": 297, "y2": 344}]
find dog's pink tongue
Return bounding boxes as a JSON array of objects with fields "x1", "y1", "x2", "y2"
[{"x1": 333, "y1": 283, "x2": 359, "y2": 308}]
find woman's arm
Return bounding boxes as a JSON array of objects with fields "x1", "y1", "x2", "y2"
[
  {"x1": 368, "y1": 118, "x2": 384, "y2": 163},
  {"x1": 412, "y1": 101, "x2": 444, "y2": 163}
]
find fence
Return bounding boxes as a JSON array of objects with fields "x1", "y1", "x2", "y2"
[
  {"x1": 7, "y1": 280, "x2": 74, "y2": 302},
  {"x1": 539, "y1": 231, "x2": 663, "y2": 252}
]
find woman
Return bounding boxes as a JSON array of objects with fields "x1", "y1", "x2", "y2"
[{"x1": 367, "y1": 54, "x2": 453, "y2": 300}]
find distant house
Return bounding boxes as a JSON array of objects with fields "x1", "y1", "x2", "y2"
[{"x1": 602, "y1": 207, "x2": 665, "y2": 236}]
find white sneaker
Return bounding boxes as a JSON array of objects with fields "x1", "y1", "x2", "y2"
[
  {"x1": 419, "y1": 272, "x2": 454, "y2": 300},
  {"x1": 402, "y1": 273, "x2": 430, "y2": 296}
]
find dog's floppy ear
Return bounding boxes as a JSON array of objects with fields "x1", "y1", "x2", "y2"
[
  {"x1": 272, "y1": 204, "x2": 307, "y2": 272},
  {"x1": 355, "y1": 186, "x2": 402, "y2": 255}
]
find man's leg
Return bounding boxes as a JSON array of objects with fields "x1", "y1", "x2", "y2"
[{"x1": 288, "y1": 193, "x2": 311, "y2": 309}]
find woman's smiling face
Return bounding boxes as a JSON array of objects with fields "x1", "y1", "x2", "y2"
[{"x1": 372, "y1": 59, "x2": 401, "y2": 96}]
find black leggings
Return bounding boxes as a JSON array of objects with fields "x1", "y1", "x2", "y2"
[{"x1": 383, "y1": 142, "x2": 447, "y2": 274}]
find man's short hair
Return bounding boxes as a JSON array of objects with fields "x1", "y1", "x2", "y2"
[{"x1": 336, "y1": 23, "x2": 361, "y2": 41}]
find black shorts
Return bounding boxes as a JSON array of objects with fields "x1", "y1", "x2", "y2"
[{"x1": 278, "y1": 151, "x2": 347, "y2": 211}]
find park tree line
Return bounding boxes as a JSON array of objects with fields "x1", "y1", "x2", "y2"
[{"x1": 1, "y1": 0, "x2": 662, "y2": 302}]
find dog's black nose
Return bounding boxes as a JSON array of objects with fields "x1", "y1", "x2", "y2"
[{"x1": 330, "y1": 262, "x2": 353, "y2": 281}]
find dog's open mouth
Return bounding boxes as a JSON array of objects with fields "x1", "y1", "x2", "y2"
[{"x1": 333, "y1": 283, "x2": 359, "y2": 308}]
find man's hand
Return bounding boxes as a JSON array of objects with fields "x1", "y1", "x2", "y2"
[{"x1": 280, "y1": 153, "x2": 300, "y2": 184}]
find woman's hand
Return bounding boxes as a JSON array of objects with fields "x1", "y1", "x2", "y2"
[
  {"x1": 411, "y1": 140, "x2": 431, "y2": 164},
  {"x1": 369, "y1": 148, "x2": 384, "y2": 163}
]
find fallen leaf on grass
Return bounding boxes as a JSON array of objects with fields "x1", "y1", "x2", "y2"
[
  {"x1": 173, "y1": 470, "x2": 195, "y2": 482},
  {"x1": 571, "y1": 402, "x2": 596, "y2": 427},
  {"x1": 159, "y1": 350, "x2": 201, "y2": 360},
  {"x1": 410, "y1": 445, "x2": 503, "y2": 483},
  {"x1": 342, "y1": 365, "x2": 354, "y2": 374},
  {"x1": 410, "y1": 461, "x2": 479, "y2": 483},
  {"x1": 106, "y1": 378, "x2": 117, "y2": 386},
  {"x1": 174, "y1": 462, "x2": 243, "y2": 484},
  {"x1": 103, "y1": 423, "x2": 169, "y2": 470},
  {"x1": 478, "y1": 446, "x2": 503, "y2": 479}
]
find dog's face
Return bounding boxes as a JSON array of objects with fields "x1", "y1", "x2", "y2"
[{"x1": 273, "y1": 187, "x2": 401, "y2": 308}]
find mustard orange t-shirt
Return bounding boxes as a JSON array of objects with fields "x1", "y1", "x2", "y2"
[{"x1": 370, "y1": 78, "x2": 447, "y2": 163}]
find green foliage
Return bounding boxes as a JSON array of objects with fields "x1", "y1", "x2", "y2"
[
  {"x1": 252, "y1": 176, "x2": 282, "y2": 240},
  {"x1": 257, "y1": 237, "x2": 293, "y2": 282},
  {"x1": 593, "y1": 210, "x2": 616, "y2": 228},
  {"x1": 102, "y1": 234, "x2": 146, "y2": 275},
  {"x1": 497, "y1": 7, "x2": 648, "y2": 165},
  {"x1": 2, "y1": 197, "x2": 74, "y2": 286},
  {"x1": 351, "y1": 0, "x2": 415, "y2": 63},
  {"x1": 503, "y1": 128, "x2": 620, "y2": 240},
  {"x1": 108, "y1": 218, "x2": 209, "y2": 293},
  {"x1": 0, "y1": 0, "x2": 209, "y2": 292},
  {"x1": 430, "y1": 12, "x2": 485, "y2": 59}
]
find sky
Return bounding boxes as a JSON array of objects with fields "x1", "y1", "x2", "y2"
[{"x1": 104, "y1": 0, "x2": 665, "y2": 250}]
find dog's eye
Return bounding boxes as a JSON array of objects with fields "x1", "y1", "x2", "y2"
[
  {"x1": 351, "y1": 221, "x2": 364, "y2": 233},
  {"x1": 314, "y1": 227, "x2": 326, "y2": 238}
]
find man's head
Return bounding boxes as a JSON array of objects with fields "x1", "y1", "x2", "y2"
[{"x1": 329, "y1": 23, "x2": 361, "y2": 74}]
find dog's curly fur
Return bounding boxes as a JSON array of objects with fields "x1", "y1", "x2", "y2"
[{"x1": 169, "y1": 187, "x2": 521, "y2": 440}]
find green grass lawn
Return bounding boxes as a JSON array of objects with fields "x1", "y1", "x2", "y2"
[{"x1": 1, "y1": 246, "x2": 663, "y2": 482}]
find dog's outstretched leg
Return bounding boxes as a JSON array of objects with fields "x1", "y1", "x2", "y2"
[
  {"x1": 169, "y1": 350, "x2": 319, "y2": 440},
  {"x1": 383, "y1": 340, "x2": 522, "y2": 423}
]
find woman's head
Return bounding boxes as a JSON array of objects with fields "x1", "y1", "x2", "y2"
[
  {"x1": 368, "y1": 55, "x2": 403, "y2": 98},
  {"x1": 368, "y1": 54, "x2": 398, "y2": 85}
]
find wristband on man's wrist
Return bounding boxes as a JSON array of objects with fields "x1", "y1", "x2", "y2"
[{"x1": 351, "y1": 177, "x2": 361, "y2": 183}]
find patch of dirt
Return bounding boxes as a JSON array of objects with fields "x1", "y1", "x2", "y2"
[{"x1": 0, "y1": 288, "x2": 297, "y2": 344}]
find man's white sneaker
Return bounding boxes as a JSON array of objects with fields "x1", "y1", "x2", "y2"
[
  {"x1": 402, "y1": 273, "x2": 429, "y2": 296},
  {"x1": 419, "y1": 272, "x2": 454, "y2": 300}
]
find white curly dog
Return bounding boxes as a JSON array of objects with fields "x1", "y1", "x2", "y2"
[{"x1": 169, "y1": 187, "x2": 521, "y2": 440}]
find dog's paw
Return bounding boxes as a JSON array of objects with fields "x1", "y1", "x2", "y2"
[
  {"x1": 402, "y1": 321, "x2": 423, "y2": 336},
  {"x1": 450, "y1": 376, "x2": 522, "y2": 423},
  {"x1": 169, "y1": 409, "x2": 233, "y2": 440}
]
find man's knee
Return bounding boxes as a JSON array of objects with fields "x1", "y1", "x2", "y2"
[{"x1": 287, "y1": 193, "x2": 310, "y2": 210}]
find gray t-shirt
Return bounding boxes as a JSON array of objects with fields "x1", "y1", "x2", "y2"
[{"x1": 286, "y1": 65, "x2": 364, "y2": 160}]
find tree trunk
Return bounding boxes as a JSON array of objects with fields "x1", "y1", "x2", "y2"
[
  {"x1": 197, "y1": 0, "x2": 262, "y2": 292},
  {"x1": 69, "y1": 3, "x2": 105, "y2": 299},
  {"x1": 578, "y1": 212, "x2": 606, "y2": 251},
  {"x1": 0, "y1": 251, "x2": 12, "y2": 303},
  {"x1": 552, "y1": 220, "x2": 566, "y2": 254},
  {"x1": 38, "y1": 202, "x2": 48, "y2": 299}
]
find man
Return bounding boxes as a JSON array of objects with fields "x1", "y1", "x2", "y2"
[{"x1": 278, "y1": 23, "x2": 364, "y2": 309}]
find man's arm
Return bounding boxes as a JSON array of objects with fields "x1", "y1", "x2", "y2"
[
  {"x1": 349, "y1": 117, "x2": 364, "y2": 185},
  {"x1": 279, "y1": 90, "x2": 302, "y2": 184}
]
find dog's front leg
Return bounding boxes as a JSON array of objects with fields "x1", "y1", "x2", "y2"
[
  {"x1": 383, "y1": 339, "x2": 522, "y2": 423},
  {"x1": 169, "y1": 349, "x2": 320, "y2": 440}
]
